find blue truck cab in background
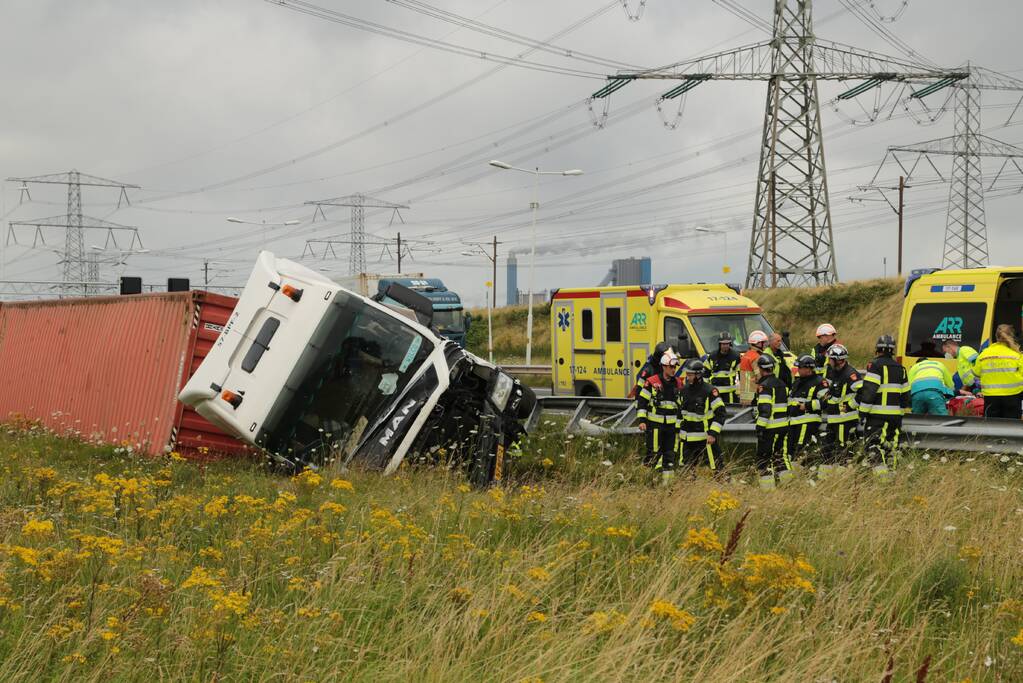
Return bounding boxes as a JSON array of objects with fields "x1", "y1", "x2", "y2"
[{"x1": 376, "y1": 278, "x2": 471, "y2": 346}]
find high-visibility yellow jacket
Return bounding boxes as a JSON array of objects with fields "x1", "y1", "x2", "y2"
[
  {"x1": 975, "y1": 343, "x2": 1023, "y2": 397},
  {"x1": 957, "y1": 345, "x2": 980, "y2": 387},
  {"x1": 908, "y1": 359, "x2": 954, "y2": 396}
]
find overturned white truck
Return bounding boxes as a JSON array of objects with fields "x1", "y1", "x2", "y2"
[{"x1": 179, "y1": 252, "x2": 535, "y2": 486}]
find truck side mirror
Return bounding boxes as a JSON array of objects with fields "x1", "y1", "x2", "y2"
[
  {"x1": 782, "y1": 330, "x2": 791, "y2": 350},
  {"x1": 464, "y1": 312, "x2": 472, "y2": 331}
]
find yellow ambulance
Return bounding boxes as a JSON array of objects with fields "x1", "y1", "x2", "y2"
[
  {"x1": 898, "y1": 267, "x2": 1023, "y2": 373},
  {"x1": 550, "y1": 283, "x2": 784, "y2": 397}
]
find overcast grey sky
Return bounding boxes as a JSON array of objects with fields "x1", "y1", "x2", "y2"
[{"x1": 3, "y1": 0, "x2": 1023, "y2": 305}]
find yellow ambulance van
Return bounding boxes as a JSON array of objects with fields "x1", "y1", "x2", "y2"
[
  {"x1": 898, "y1": 267, "x2": 1023, "y2": 372},
  {"x1": 550, "y1": 283, "x2": 784, "y2": 397}
]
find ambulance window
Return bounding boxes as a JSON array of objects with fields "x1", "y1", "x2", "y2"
[
  {"x1": 906, "y1": 302, "x2": 987, "y2": 357},
  {"x1": 581, "y1": 309, "x2": 594, "y2": 341},
  {"x1": 606, "y1": 307, "x2": 622, "y2": 342}
]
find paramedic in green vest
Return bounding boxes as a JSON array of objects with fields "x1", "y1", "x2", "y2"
[
  {"x1": 940, "y1": 338, "x2": 980, "y2": 394},
  {"x1": 908, "y1": 356, "x2": 955, "y2": 415}
]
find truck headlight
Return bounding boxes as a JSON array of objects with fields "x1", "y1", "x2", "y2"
[{"x1": 490, "y1": 372, "x2": 515, "y2": 412}]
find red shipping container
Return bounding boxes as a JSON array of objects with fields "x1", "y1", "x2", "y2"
[{"x1": 0, "y1": 291, "x2": 250, "y2": 458}]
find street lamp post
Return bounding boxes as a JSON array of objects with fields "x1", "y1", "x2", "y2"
[
  {"x1": 488, "y1": 160, "x2": 583, "y2": 365},
  {"x1": 694, "y1": 226, "x2": 730, "y2": 276},
  {"x1": 226, "y1": 216, "x2": 301, "y2": 249}
]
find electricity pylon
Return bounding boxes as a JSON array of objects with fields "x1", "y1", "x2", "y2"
[
  {"x1": 590, "y1": 0, "x2": 979, "y2": 287},
  {"x1": 861, "y1": 66, "x2": 1023, "y2": 269},
  {"x1": 305, "y1": 193, "x2": 408, "y2": 275},
  {"x1": 5, "y1": 170, "x2": 141, "y2": 296}
]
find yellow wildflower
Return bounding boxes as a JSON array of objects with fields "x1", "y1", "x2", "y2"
[
  {"x1": 585, "y1": 610, "x2": 627, "y2": 633},
  {"x1": 604, "y1": 526, "x2": 636, "y2": 539},
  {"x1": 22, "y1": 518, "x2": 55, "y2": 538},
  {"x1": 958, "y1": 544, "x2": 982, "y2": 562},
  {"x1": 649, "y1": 599, "x2": 696, "y2": 632},
  {"x1": 541, "y1": 458, "x2": 554, "y2": 468},
  {"x1": 1012, "y1": 628, "x2": 1023, "y2": 648},
  {"x1": 527, "y1": 566, "x2": 552, "y2": 582},
  {"x1": 705, "y1": 490, "x2": 740, "y2": 513},
  {"x1": 181, "y1": 566, "x2": 221, "y2": 590},
  {"x1": 203, "y1": 495, "x2": 229, "y2": 518},
  {"x1": 330, "y1": 478, "x2": 354, "y2": 492},
  {"x1": 682, "y1": 527, "x2": 724, "y2": 556},
  {"x1": 526, "y1": 611, "x2": 548, "y2": 623},
  {"x1": 209, "y1": 590, "x2": 250, "y2": 616},
  {"x1": 449, "y1": 587, "x2": 473, "y2": 604},
  {"x1": 319, "y1": 501, "x2": 347, "y2": 515},
  {"x1": 293, "y1": 469, "x2": 322, "y2": 489}
]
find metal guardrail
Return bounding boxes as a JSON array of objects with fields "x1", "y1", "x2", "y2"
[
  {"x1": 531, "y1": 395, "x2": 1023, "y2": 455},
  {"x1": 503, "y1": 364, "x2": 552, "y2": 377}
]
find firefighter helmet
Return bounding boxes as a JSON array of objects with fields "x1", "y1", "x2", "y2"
[
  {"x1": 685, "y1": 359, "x2": 705, "y2": 374},
  {"x1": 717, "y1": 332, "x2": 734, "y2": 345},
  {"x1": 876, "y1": 334, "x2": 896, "y2": 353},
  {"x1": 816, "y1": 323, "x2": 837, "y2": 337},
  {"x1": 661, "y1": 351, "x2": 680, "y2": 367},
  {"x1": 794, "y1": 354, "x2": 817, "y2": 369},
  {"x1": 757, "y1": 353, "x2": 777, "y2": 371},
  {"x1": 826, "y1": 344, "x2": 849, "y2": 361},
  {"x1": 748, "y1": 330, "x2": 769, "y2": 345}
]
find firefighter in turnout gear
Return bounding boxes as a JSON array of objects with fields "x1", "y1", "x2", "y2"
[
  {"x1": 678, "y1": 359, "x2": 727, "y2": 472},
  {"x1": 702, "y1": 332, "x2": 741, "y2": 405},
  {"x1": 813, "y1": 324, "x2": 839, "y2": 378},
  {"x1": 629, "y1": 341, "x2": 672, "y2": 399},
  {"x1": 739, "y1": 330, "x2": 769, "y2": 405},
  {"x1": 755, "y1": 353, "x2": 791, "y2": 489},
  {"x1": 766, "y1": 332, "x2": 792, "y2": 388},
  {"x1": 636, "y1": 351, "x2": 684, "y2": 481},
  {"x1": 858, "y1": 335, "x2": 910, "y2": 477},
  {"x1": 788, "y1": 355, "x2": 826, "y2": 460},
  {"x1": 820, "y1": 343, "x2": 862, "y2": 471}
]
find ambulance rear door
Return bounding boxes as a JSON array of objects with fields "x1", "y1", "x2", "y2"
[
  {"x1": 573, "y1": 293, "x2": 604, "y2": 395},
  {"x1": 551, "y1": 298, "x2": 575, "y2": 395}
]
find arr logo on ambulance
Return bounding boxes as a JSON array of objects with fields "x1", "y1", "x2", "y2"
[
  {"x1": 932, "y1": 316, "x2": 964, "y2": 339},
  {"x1": 629, "y1": 312, "x2": 648, "y2": 330}
]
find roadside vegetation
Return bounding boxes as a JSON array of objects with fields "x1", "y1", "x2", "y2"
[{"x1": 0, "y1": 418, "x2": 1020, "y2": 681}]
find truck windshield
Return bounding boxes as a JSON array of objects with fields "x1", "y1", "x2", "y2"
[
  {"x1": 688, "y1": 313, "x2": 778, "y2": 352},
  {"x1": 433, "y1": 309, "x2": 465, "y2": 334},
  {"x1": 260, "y1": 291, "x2": 435, "y2": 462}
]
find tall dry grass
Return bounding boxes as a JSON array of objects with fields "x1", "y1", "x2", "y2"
[{"x1": 0, "y1": 423, "x2": 1019, "y2": 681}]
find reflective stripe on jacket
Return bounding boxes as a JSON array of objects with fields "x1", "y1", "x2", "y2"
[
  {"x1": 679, "y1": 381, "x2": 727, "y2": 441},
  {"x1": 976, "y1": 343, "x2": 1023, "y2": 396},
  {"x1": 756, "y1": 375, "x2": 789, "y2": 429},
  {"x1": 636, "y1": 373, "x2": 683, "y2": 424},
  {"x1": 858, "y1": 355, "x2": 910, "y2": 417},
  {"x1": 908, "y1": 359, "x2": 954, "y2": 396}
]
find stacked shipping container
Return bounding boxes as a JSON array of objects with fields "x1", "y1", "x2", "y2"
[{"x1": 0, "y1": 291, "x2": 248, "y2": 457}]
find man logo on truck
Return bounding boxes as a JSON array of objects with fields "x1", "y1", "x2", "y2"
[
  {"x1": 933, "y1": 316, "x2": 964, "y2": 339},
  {"x1": 379, "y1": 399, "x2": 418, "y2": 448}
]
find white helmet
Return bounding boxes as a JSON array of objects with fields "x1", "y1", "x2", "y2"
[
  {"x1": 816, "y1": 323, "x2": 837, "y2": 337},
  {"x1": 748, "y1": 330, "x2": 768, "y2": 345},
  {"x1": 660, "y1": 351, "x2": 680, "y2": 367}
]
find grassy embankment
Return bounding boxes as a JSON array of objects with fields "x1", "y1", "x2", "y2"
[
  {"x1": 0, "y1": 421, "x2": 1021, "y2": 681},
  {"x1": 468, "y1": 278, "x2": 905, "y2": 367}
]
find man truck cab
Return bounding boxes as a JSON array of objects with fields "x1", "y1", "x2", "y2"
[
  {"x1": 899, "y1": 266, "x2": 1023, "y2": 372},
  {"x1": 550, "y1": 283, "x2": 784, "y2": 398},
  {"x1": 180, "y1": 253, "x2": 534, "y2": 486}
]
